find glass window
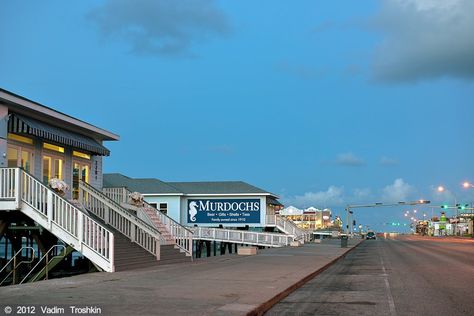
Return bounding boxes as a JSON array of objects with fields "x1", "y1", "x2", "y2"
[
  {"x1": 21, "y1": 150, "x2": 32, "y2": 173},
  {"x1": 72, "y1": 162, "x2": 90, "y2": 199},
  {"x1": 43, "y1": 157, "x2": 51, "y2": 183},
  {"x1": 43, "y1": 155, "x2": 63, "y2": 183},
  {"x1": 159, "y1": 203, "x2": 168, "y2": 215},
  {"x1": 149, "y1": 203, "x2": 158, "y2": 209},
  {"x1": 73, "y1": 151, "x2": 91, "y2": 160},
  {"x1": 7, "y1": 147, "x2": 18, "y2": 168},
  {"x1": 8, "y1": 133, "x2": 33, "y2": 145},
  {"x1": 54, "y1": 159, "x2": 63, "y2": 179},
  {"x1": 43, "y1": 143, "x2": 64, "y2": 153}
]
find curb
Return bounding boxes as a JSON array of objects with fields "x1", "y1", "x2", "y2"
[{"x1": 247, "y1": 240, "x2": 365, "y2": 316}]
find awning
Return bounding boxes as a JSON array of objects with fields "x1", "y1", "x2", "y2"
[
  {"x1": 267, "y1": 197, "x2": 284, "y2": 207},
  {"x1": 8, "y1": 114, "x2": 110, "y2": 156}
]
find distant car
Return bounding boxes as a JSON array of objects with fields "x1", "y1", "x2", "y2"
[{"x1": 366, "y1": 231, "x2": 376, "y2": 240}]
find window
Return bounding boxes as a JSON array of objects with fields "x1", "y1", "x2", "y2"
[
  {"x1": 42, "y1": 153, "x2": 64, "y2": 183},
  {"x1": 159, "y1": 203, "x2": 168, "y2": 215},
  {"x1": 8, "y1": 133, "x2": 33, "y2": 145},
  {"x1": 7, "y1": 145, "x2": 33, "y2": 173},
  {"x1": 72, "y1": 161, "x2": 90, "y2": 199},
  {"x1": 149, "y1": 203, "x2": 158, "y2": 209},
  {"x1": 73, "y1": 151, "x2": 90, "y2": 160},
  {"x1": 43, "y1": 142, "x2": 64, "y2": 153}
]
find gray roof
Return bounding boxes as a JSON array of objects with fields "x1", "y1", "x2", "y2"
[
  {"x1": 168, "y1": 181, "x2": 271, "y2": 195},
  {"x1": 103, "y1": 173, "x2": 182, "y2": 194},
  {"x1": 103, "y1": 173, "x2": 275, "y2": 196}
]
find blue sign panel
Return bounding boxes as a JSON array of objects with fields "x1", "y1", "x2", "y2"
[{"x1": 187, "y1": 199, "x2": 261, "y2": 224}]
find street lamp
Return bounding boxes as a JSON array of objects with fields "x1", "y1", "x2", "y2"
[
  {"x1": 463, "y1": 181, "x2": 474, "y2": 189},
  {"x1": 437, "y1": 186, "x2": 445, "y2": 192}
]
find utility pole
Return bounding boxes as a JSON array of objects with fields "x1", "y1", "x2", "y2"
[{"x1": 345, "y1": 200, "x2": 430, "y2": 238}]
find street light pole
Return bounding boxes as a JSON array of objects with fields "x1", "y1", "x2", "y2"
[{"x1": 345, "y1": 200, "x2": 431, "y2": 238}]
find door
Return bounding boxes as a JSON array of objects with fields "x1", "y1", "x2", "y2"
[
  {"x1": 42, "y1": 155, "x2": 64, "y2": 184},
  {"x1": 72, "y1": 161, "x2": 90, "y2": 199},
  {"x1": 7, "y1": 145, "x2": 34, "y2": 173}
]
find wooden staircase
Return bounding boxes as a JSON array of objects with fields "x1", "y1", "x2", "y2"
[
  {"x1": 141, "y1": 207, "x2": 175, "y2": 244},
  {"x1": 83, "y1": 208, "x2": 191, "y2": 271},
  {"x1": 113, "y1": 233, "x2": 190, "y2": 271}
]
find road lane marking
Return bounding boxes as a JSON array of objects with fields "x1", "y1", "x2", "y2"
[{"x1": 379, "y1": 245, "x2": 397, "y2": 316}]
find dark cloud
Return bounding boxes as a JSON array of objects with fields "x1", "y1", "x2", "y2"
[
  {"x1": 370, "y1": 0, "x2": 474, "y2": 82},
  {"x1": 88, "y1": 0, "x2": 230, "y2": 57}
]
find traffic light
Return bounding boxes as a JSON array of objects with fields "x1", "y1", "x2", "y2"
[
  {"x1": 458, "y1": 203, "x2": 469, "y2": 210},
  {"x1": 441, "y1": 204, "x2": 448, "y2": 209}
]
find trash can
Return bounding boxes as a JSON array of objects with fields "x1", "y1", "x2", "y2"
[{"x1": 340, "y1": 235, "x2": 348, "y2": 248}]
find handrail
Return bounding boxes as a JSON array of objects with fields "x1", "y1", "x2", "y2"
[
  {"x1": 11, "y1": 168, "x2": 115, "y2": 272},
  {"x1": 191, "y1": 227, "x2": 293, "y2": 247},
  {"x1": 103, "y1": 186, "x2": 193, "y2": 256},
  {"x1": 268, "y1": 214, "x2": 310, "y2": 242},
  {"x1": 0, "y1": 247, "x2": 35, "y2": 286},
  {"x1": 104, "y1": 186, "x2": 193, "y2": 235},
  {"x1": 0, "y1": 168, "x2": 115, "y2": 272},
  {"x1": 79, "y1": 181, "x2": 162, "y2": 259},
  {"x1": 20, "y1": 245, "x2": 66, "y2": 284},
  {"x1": 80, "y1": 182, "x2": 164, "y2": 241}
]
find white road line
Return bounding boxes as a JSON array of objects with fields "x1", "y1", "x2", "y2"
[{"x1": 379, "y1": 243, "x2": 397, "y2": 316}]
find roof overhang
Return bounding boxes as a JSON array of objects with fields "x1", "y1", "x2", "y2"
[{"x1": 0, "y1": 88, "x2": 119, "y2": 141}]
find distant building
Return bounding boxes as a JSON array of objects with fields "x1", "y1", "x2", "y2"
[{"x1": 279, "y1": 206, "x2": 332, "y2": 230}]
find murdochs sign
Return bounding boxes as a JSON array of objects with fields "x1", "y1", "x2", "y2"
[{"x1": 187, "y1": 199, "x2": 261, "y2": 224}]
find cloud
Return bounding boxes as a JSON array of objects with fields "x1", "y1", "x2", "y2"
[
  {"x1": 382, "y1": 178, "x2": 415, "y2": 202},
  {"x1": 335, "y1": 153, "x2": 365, "y2": 167},
  {"x1": 380, "y1": 156, "x2": 399, "y2": 166},
  {"x1": 370, "y1": 0, "x2": 474, "y2": 82},
  {"x1": 88, "y1": 0, "x2": 230, "y2": 56},
  {"x1": 288, "y1": 186, "x2": 345, "y2": 208},
  {"x1": 353, "y1": 188, "x2": 372, "y2": 200}
]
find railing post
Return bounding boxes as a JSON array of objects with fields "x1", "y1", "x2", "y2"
[
  {"x1": 14, "y1": 168, "x2": 21, "y2": 208},
  {"x1": 122, "y1": 187, "x2": 127, "y2": 204},
  {"x1": 104, "y1": 206, "x2": 109, "y2": 224},
  {"x1": 77, "y1": 212, "x2": 84, "y2": 251},
  {"x1": 155, "y1": 238, "x2": 160, "y2": 261},
  {"x1": 47, "y1": 190, "x2": 53, "y2": 229},
  {"x1": 130, "y1": 224, "x2": 136, "y2": 242},
  {"x1": 109, "y1": 233, "x2": 115, "y2": 272}
]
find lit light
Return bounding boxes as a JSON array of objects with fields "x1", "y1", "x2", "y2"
[
  {"x1": 463, "y1": 181, "x2": 472, "y2": 189},
  {"x1": 437, "y1": 186, "x2": 445, "y2": 192},
  {"x1": 404, "y1": 213, "x2": 408, "y2": 217},
  {"x1": 413, "y1": 210, "x2": 417, "y2": 213}
]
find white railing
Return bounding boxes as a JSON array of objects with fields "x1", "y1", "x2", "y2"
[
  {"x1": 142, "y1": 201, "x2": 193, "y2": 257},
  {"x1": 80, "y1": 182, "x2": 162, "y2": 260},
  {"x1": 0, "y1": 168, "x2": 115, "y2": 272},
  {"x1": 0, "y1": 168, "x2": 20, "y2": 210},
  {"x1": 102, "y1": 187, "x2": 128, "y2": 204},
  {"x1": 103, "y1": 186, "x2": 193, "y2": 257},
  {"x1": 266, "y1": 215, "x2": 311, "y2": 242},
  {"x1": 191, "y1": 227, "x2": 293, "y2": 247}
]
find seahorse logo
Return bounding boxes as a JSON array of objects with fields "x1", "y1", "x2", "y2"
[{"x1": 189, "y1": 201, "x2": 198, "y2": 222}]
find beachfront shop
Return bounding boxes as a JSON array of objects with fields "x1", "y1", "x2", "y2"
[{"x1": 103, "y1": 173, "x2": 281, "y2": 227}]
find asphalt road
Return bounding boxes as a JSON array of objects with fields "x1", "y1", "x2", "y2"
[{"x1": 266, "y1": 236, "x2": 474, "y2": 316}]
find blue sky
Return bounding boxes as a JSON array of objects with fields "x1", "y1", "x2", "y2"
[{"x1": 1, "y1": 0, "x2": 473, "y2": 231}]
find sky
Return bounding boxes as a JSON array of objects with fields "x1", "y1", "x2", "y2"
[{"x1": 1, "y1": 0, "x2": 473, "y2": 231}]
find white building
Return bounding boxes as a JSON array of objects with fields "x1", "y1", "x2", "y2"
[{"x1": 103, "y1": 173, "x2": 283, "y2": 228}]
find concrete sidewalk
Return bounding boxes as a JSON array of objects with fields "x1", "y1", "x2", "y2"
[{"x1": 0, "y1": 239, "x2": 362, "y2": 316}]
